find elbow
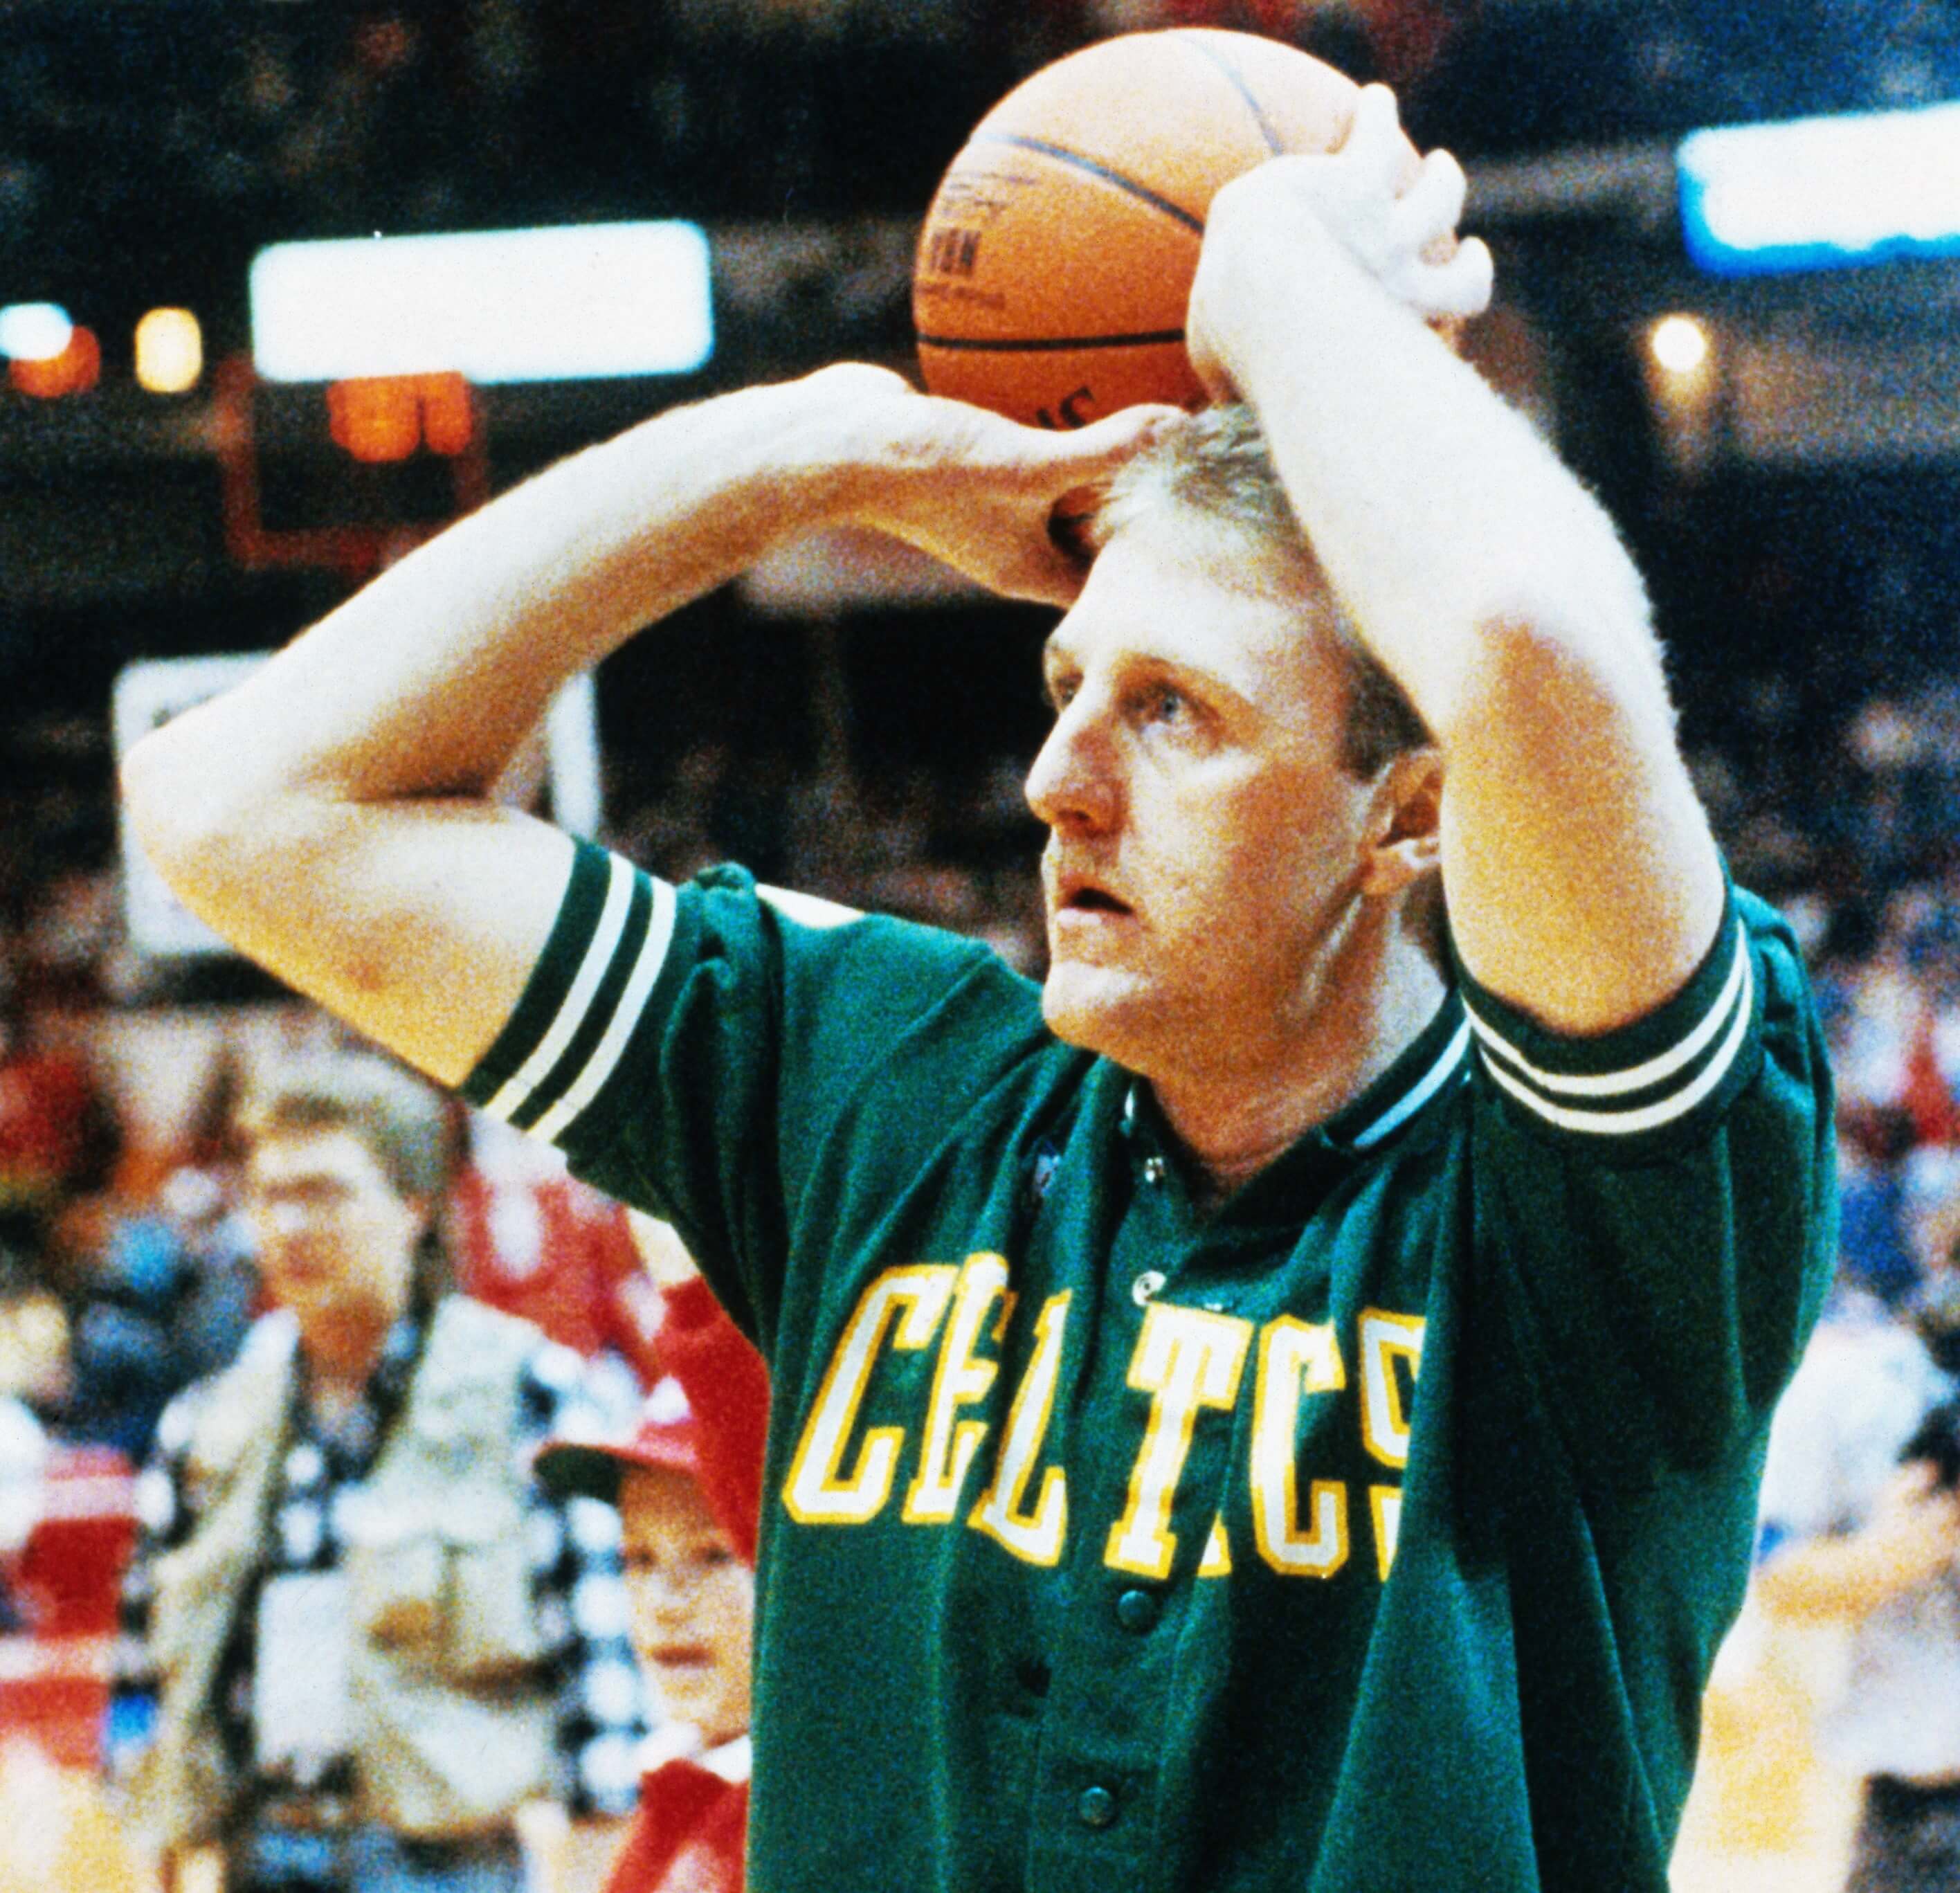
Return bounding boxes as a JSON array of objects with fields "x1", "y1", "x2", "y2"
[
  {"x1": 120, "y1": 723, "x2": 197, "y2": 884},
  {"x1": 120, "y1": 714, "x2": 270, "y2": 907}
]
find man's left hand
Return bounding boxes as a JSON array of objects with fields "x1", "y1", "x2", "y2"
[{"x1": 1188, "y1": 85, "x2": 1494, "y2": 400}]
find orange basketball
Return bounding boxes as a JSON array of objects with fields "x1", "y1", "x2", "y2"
[{"x1": 914, "y1": 30, "x2": 1367, "y2": 428}]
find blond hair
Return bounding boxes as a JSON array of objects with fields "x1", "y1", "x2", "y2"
[{"x1": 1094, "y1": 404, "x2": 1431, "y2": 780}]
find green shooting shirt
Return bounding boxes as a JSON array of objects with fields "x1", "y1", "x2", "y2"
[{"x1": 464, "y1": 844, "x2": 1834, "y2": 1893}]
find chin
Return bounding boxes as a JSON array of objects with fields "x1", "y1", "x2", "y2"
[{"x1": 1041, "y1": 962, "x2": 1157, "y2": 1065}]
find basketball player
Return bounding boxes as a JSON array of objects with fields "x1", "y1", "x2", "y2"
[{"x1": 122, "y1": 88, "x2": 1833, "y2": 1892}]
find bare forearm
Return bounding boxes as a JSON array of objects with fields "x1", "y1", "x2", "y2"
[
  {"x1": 1188, "y1": 116, "x2": 1722, "y2": 1031},
  {"x1": 118, "y1": 365, "x2": 1172, "y2": 1085},
  {"x1": 130, "y1": 380, "x2": 844, "y2": 824},
  {"x1": 1217, "y1": 226, "x2": 1653, "y2": 735},
  {"x1": 118, "y1": 379, "x2": 846, "y2": 1079}
]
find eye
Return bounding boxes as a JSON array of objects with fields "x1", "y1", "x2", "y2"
[
  {"x1": 1043, "y1": 674, "x2": 1078, "y2": 714},
  {"x1": 1132, "y1": 682, "x2": 1189, "y2": 728}
]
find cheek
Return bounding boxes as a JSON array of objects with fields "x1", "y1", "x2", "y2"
[
  {"x1": 1171, "y1": 776, "x2": 1350, "y2": 911},
  {"x1": 705, "y1": 1572, "x2": 754, "y2": 1660},
  {"x1": 625, "y1": 1581, "x2": 661, "y2": 1649}
]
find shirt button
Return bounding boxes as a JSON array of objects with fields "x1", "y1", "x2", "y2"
[
  {"x1": 1115, "y1": 1588, "x2": 1159, "y2": 1633},
  {"x1": 1077, "y1": 1786, "x2": 1118, "y2": 1829},
  {"x1": 1131, "y1": 1270, "x2": 1167, "y2": 1307},
  {"x1": 1141, "y1": 1156, "x2": 1168, "y2": 1185}
]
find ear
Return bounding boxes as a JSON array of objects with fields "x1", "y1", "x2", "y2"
[{"x1": 1358, "y1": 748, "x2": 1442, "y2": 898}]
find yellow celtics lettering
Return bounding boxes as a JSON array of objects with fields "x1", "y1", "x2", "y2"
[
  {"x1": 1359, "y1": 1308, "x2": 1426, "y2": 1470},
  {"x1": 904, "y1": 1253, "x2": 1013, "y2": 1525},
  {"x1": 783, "y1": 1265, "x2": 957, "y2": 1524},
  {"x1": 1104, "y1": 1305, "x2": 1254, "y2": 1580},
  {"x1": 783, "y1": 1267, "x2": 1424, "y2": 1584},
  {"x1": 1250, "y1": 1318, "x2": 1349, "y2": 1579},
  {"x1": 1369, "y1": 1485, "x2": 1403, "y2": 1580},
  {"x1": 968, "y1": 1292, "x2": 1073, "y2": 1567}
]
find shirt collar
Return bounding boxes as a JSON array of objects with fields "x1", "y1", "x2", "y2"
[
  {"x1": 1115, "y1": 987, "x2": 1471, "y2": 1222},
  {"x1": 1320, "y1": 988, "x2": 1471, "y2": 1154}
]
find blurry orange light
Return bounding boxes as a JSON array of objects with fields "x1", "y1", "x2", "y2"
[
  {"x1": 9, "y1": 325, "x2": 101, "y2": 398},
  {"x1": 327, "y1": 372, "x2": 474, "y2": 462},
  {"x1": 417, "y1": 374, "x2": 473, "y2": 456},
  {"x1": 136, "y1": 308, "x2": 203, "y2": 393}
]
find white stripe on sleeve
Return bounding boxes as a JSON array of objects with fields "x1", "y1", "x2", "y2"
[
  {"x1": 530, "y1": 878, "x2": 678, "y2": 1145},
  {"x1": 1472, "y1": 948, "x2": 1755, "y2": 1136},
  {"x1": 483, "y1": 854, "x2": 638, "y2": 1125}
]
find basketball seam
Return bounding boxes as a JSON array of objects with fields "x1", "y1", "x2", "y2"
[
  {"x1": 1170, "y1": 33, "x2": 1286, "y2": 156},
  {"x1": 917, "y1": 329, "x2": 1186, "y2": 352},
  {"x1": 967, "y1": 132, "x2": 1205, "y2": 235}
]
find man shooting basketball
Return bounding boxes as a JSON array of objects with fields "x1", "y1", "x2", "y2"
[{"x1": 124, "y1": 87, "x2": 1833, "y2": 1893}]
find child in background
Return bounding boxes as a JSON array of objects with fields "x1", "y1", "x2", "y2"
[
  {"x1": 538, "y1": 1379, "x2": 753, "y2": 1893},
  {"x1": 537, "y1": 1218, "x2": 768, "y2": 1893}
]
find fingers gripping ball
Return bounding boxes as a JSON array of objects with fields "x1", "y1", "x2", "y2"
[{"x1": 913, "y1": 30, "x2": 1400, "y2": 428}]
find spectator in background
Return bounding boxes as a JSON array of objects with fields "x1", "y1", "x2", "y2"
[
  {"x1": 536, "y1": 1392, "x2": 752, "y2": 1893},
  {"x1": 60, "y1": 1185, "x2": 255, "y2": 1462},
  {"x1": 1836, "y1": 1102, "x2": 1923, "y2": 1313},
  {"x1": 622, "y1": 1213, "x2": 768, "y2": 1568},
  {"x1": 0, "y1": 984, "x2": 118, "y2": 1231},
  {"x1": 1755, "y1": 1274, "x2": 1960, "y2": 1893},
  {"x1": 111, "y1": 1051, "x2": 644, "y2": 1893}
]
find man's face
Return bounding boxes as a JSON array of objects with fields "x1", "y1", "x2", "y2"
[
  {"x1": 244, "y1": 1127, "x2": 425, "y2": 1328},
  {"x1": 619, "y1": 1465, "x2": 753, "y2": 1747},
  {"x1": 1026, "y1": 511, "x2": 1379, "y2": 1083}
]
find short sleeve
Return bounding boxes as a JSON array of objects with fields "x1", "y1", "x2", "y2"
[
  {"x1": 461, "y1": 844, "x2": 1043, "y2": 1355},
  {"x1": 1458, "y1": 884, "x2": 1838, "y2": 1483}
]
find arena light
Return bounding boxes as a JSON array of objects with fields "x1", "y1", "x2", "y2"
[
  {"x1": 1680, "y1": 100, "x2": 1960, "y2": 275},
  {"x1": 0, "y1": 302, "x2": 73, "y2": 362},
  {"x1": 135, "y1": 307, "x2": 204, "y2": 393},
  {"x1": 248, "y1": 222, "x2": 714, "y2": 382},
  {"x1": 1649, "y1": 315, "x2": 1709, "y2": 377}
]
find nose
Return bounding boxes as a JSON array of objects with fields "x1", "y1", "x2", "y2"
[
  {"x1": 627, "y1": 1569, "x2": 680, "y2": 1641},
  {"x1": 1025, "y1": 691, "x2": 1120, "y2": 835}
]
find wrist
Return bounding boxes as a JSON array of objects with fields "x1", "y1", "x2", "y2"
[
  {"x1": 727, "y1": 366, "x2": 928, "y2": 538},
  {"x1": 604, "y1": 377, "x2": 863, "y2": 563},
  {"x1": 1217, "y1": 227, "x2": 1391, "y2": 408}
]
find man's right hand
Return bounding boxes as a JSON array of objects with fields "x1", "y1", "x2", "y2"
[{"x1": 795, "y1": 363, "x2": 1181, "y2": 606}]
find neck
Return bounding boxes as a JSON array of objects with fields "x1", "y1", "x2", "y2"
[
  {"x1": 296, "y1": 1300, "x2": 401, "y2": 1390},
  {"x1": 1150, "y1": 903, "x2": 1446, "y2": 1200}
]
